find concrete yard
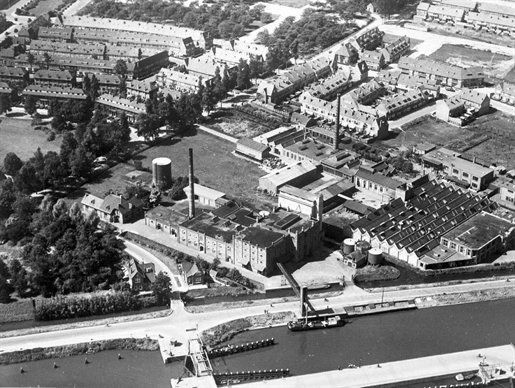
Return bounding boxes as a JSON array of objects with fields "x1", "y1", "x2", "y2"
[{"x1": 238, "y1": 344, "x2": 515, "y2": 388}]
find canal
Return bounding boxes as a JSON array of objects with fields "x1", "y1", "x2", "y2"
[{"x1": 1, "y1": 299, "x2": 514, "y2": 387}]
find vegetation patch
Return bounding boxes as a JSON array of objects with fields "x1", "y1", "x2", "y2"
[
  {"x1": 0, "y1": 337, "x2": 158, "y2": 365},
  {"x1": 0, "y1": 299, "x2": 34, "y2": 323},
  {"x1": 354, "y1": 265, "x2": 400, "y2": 283},
  {"x1": 202, "y1": 312, "x2": 295, "y2": 347}
]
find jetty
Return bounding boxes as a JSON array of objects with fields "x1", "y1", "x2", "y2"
[
  {"x1": 207, "y1": 338, "x2": 275, "y2": 358},
  {"x1": 235, "y1": 344, "x2": 515, "y2": 388},
  {"x1": 214, "y1": 369, "x2": 290, "y2": 385}
]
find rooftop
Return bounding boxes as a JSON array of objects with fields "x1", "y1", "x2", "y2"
[
  {"x1": 443, "y1": 212, "x2": 513, "y2": 249},
  {"x1": 423, "y1": 148, "x2": 493, "y2": 177}
]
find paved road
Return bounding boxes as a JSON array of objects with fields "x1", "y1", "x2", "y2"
[{"x1": 1, "y1": 276, "x2": 513, "y2": 354}]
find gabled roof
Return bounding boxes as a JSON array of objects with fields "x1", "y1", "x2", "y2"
[
  {"x1": 398, "y1": 57, "x2": 483, "y2": 80},
  {"x1": 237, "y1": 137, "x2": 269, "y2": 153}
]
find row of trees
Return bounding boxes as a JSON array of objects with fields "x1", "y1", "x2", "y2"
[
  {"x1": 80, "y1": 0, "x2": 270, "y2": 40},
  {"x1": 328, "y1": 0, "x2": 411, "y2": 18},
  {"x1": 257, "y1": 10, "x2": 357, "y2": 70},
  {"x1": 0, "y1": 256, "x2": 29, "y2": 303}
]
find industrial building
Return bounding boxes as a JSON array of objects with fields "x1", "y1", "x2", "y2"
[
  {"x1": 259, "y1": 160, "x2": 320, "y2": 195},
  {"x1": 422, "y1": 148, "x2": 494, "y2": 191},
  {"x1": 235, "y1": 138, "x2": 270, "y2": 162},
  {"x1": 351, "y1": 180, "x2": 497, "y2": 269},
  {"x1": 81, "y1": 193, "x2": 144, "y2": 224}
]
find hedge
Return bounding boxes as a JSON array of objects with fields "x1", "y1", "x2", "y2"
[{"x1": 34, "y1": 292, "x2": 154, "y2": 321}]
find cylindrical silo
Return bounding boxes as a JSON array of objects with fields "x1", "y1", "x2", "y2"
[
  {"x1": 342, "y1": 238, "x2": 355, "y2": 255},
  {"x1": 152, "y1": 157, "x2": 172, "y2": 189},
  {"x1": 355, "y1": 240, "x2": 371, "y2": 255},
  {"x1": 368, "y1": 248, "x2": 384, "y2": 266}
]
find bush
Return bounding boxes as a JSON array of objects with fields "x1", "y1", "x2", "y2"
[
  {"x1": 34, "y1": 291, "x2": 143, "y2": 321},
  {"x1": 47, "y1": 131, "x2": 56, "y2": 141}
]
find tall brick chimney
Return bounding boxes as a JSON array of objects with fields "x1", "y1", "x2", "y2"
[
  {"x1": 334, "y1": 94, "x2": 341, "y2": 151},
  {"x1": 188, "y1": 148, "x2": 195, "y2": 219}
]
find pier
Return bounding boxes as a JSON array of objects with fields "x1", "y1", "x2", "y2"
[
  {"x1": 158, "y1": 336, "x2": 188, "y2": 364},
  {"x1": 235, "y1": 344, "x2": 515, "y2": 388},
  {"x1": 213, "y1": 369, "x2": 290, "y2": 385},
  {"x1": 207, "y1": 338, "x2": 275, "y2": 358}
]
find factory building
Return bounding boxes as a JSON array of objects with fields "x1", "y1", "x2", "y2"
[{"x1": 351, "y1": 180, "x2": 497, "y2": 269}]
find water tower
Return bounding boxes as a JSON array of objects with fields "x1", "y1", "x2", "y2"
[{"x1": 152, "y1": 157, "x2": 172, "y2": 190}]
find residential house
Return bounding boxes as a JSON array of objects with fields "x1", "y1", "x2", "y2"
[
  {"x1": 126, "y1": 79, "x2": 158, "y2": 100},
  {"x1": 345, "y1": 79, "x2": 386, "y2": 105},
  {"x1": 334, "y1": 43, "x2": 359, "y2": 66},
  {"x1": 398, "y1": 57, "x2": 484, "y2": 88},
  {"x1": 0, "y1": 66, "x2": 26, "y2": 84},
  {"x1": 155, "y1": 68, "x2": 213, "y2": 93},
  {"x1": 33, "y1": 69, "x2": 74, "y2": 88},
  {"x1": 360, "y1": 50, "x2": 385, "y2": 71},
  {"x1": 96, "y1": 93, "x2": 146, "y2": 122},
  {"x1": 81, "y1": 193, "x2": 144, "y2": 223},
  {"x1": 22, "y1": 86, "x2": 87, "y2": 107},
  {"x1": 37, "y1": 26, "x2": 73, "y2": 42},
  {"x1": 376, "y1": 88, "x2": 430, "y2": 119},
  {"x1": 353, "y1": 27, "x2": 384, "y2": 51},
  {"x1": 381, "y1": 36, "x2": 410, "y2": 64},
  {"x1": 126, "y1": 258, "x2": 155, "y2": 291}
]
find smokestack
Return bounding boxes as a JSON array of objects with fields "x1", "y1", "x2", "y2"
[
  {"x1": 334, "y1": 94, "x2": 341, "y2": 151},
  {"x1": 188, "y1": 148, "x2": 195, "y2": 219}
]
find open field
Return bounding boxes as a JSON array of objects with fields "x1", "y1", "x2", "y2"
[
  {"x1": 138, "y1": 132, "x2": 273, "y2": 208},
  {"x1": 29, "y1": 0, "x2": 64, "y2": 15},
  {"x1": 378, "y1": 110, "x2": 515, "y2": 169},
  {"x1": 206, "y1": 110, "x2": 276, "y2": 139},
  {"x1": 461, "y1": 112, "x2": 515, "y2": 169},
  {"x1": 0, "y1": 117, "x2": 61, "y2": 162},
  {"x1": 429, "y1": 44, "x2": 513, "y2": 79},
  {"x1": 0, "y1": 0, "x2": 21, "y2": 10}
]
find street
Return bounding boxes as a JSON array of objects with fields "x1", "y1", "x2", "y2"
[{"x1": 0, "y1": 275, "x2": 513, "y2": 354}]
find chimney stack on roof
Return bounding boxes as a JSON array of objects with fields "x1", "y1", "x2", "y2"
[{"x1": 188, "y1": 148, "x2": 195, "y2": 219}]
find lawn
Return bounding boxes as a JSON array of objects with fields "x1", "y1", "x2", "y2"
[
  {"x1": 29, "y1": 0, "x2": 65, "y2": 15},
  {"x1": 0, "y1": 0, "x2": 21, "y2": 10},
  {"x1": 429, "y1": 44, "x2": 513, "y2": 79},
  {"x1": 137, "y1": 131, "x2": 274, "y2": 209},
  {"x1": 0, "y1": 117, "x2": 61, "y2": 162}
]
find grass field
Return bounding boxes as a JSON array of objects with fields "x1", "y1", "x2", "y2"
[
  {"x1": 0, "y1": 0, "x2": 21, "y2": 10},
  {"x1": 137, "y1": 132, "x2": 274, "y2": 209},
  {"x1": 29, "y1": 0, "x2": 64, "y2": 15},
  {"x1": 0, "y1": 117, "x2": 61, "y2": 162},
  {"x1": 429, "y1": 44, "x2": 513, "y2": 79}
]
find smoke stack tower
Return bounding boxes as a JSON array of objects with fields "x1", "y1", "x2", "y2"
[
  {"x1": 334, "y1": 94, "x2": 341, "y2": 151},
  {"x1": 188, "y1": 148, "x2": 195, "y2": 219}
]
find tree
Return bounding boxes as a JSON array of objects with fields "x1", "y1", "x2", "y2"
[
  {"x1": 9, "y1": 259, "x2": 28, "y2": 297},
  {"x1": 0, "y1": 178, "x2": 16, "y2": 218},
  {"x1": 236, "y1": 59, "x2": 252, "y2": 90},
  {"x1": 151, "y1": 271, "x2": 171, "y2": 305},
  {"x1": 115, "y1": 59, "x2": 128, "y2": 76},
  {"x1": 70, "y1": 146, "x2": 92, "y2": 178},
  {"x1": 3, "y1": 152, "x2": 23, "y2": 176},
  {"x1": 136, "y1": 113, "x2": 160, "y2": 142},
  {"x1": 0, "y1": 94, "x2": 11, "y2": 114},
  {"x1": 0, "y1": 276, "x2": 12, "y2": 303},
  {"x1": 90, "y1": 75, "x2": 100, "y2": 100},
  {"x1": 201, "y1": 83, "x2": 217, "y2": 114},
  {"x1": 24, "y1": 95, "x2": 37, "y2": 115},
  {"x1": 82, "y1": 73, "x2": 91, "y2": 94},
  {"x1": 43, "y1": 52, "x2": 51, "y2": 69},
  {"x1": 14, "y1": 162, "x2": 41, "y2": 194},
  {"x1": 0, "y1": 255, "x2": 9, "y2": 279},
  {"x1": 249, "y1": 56, "x2": 264, "y2": 82}
]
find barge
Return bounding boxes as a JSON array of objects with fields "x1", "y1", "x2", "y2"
[{"x1": 287, "y1": 315, "x2": 344, "y2": 331}]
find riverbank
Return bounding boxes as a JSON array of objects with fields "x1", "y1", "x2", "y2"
[
  {"x1": 0, "y1": 337, "x2": 159, "y2": 365},
  {"x1": 202, "y1": 312, "x2": 295, "y2": 347},
  {"x1": 417, "y1": 285, "x2": 515, "y2": 308}
]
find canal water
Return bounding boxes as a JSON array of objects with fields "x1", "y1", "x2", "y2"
[{"x1": 1, "y1": 299, "x2": 514, "y2": 387}]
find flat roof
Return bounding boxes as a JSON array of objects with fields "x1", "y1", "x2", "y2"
[
  {"x1": 184, "y1": 183, "x2": 226, "y2": 201},
  {"x1": 260, "y1": 160, "x2": 318, "y2": 188},
  {"x1": 443, "y1": 212, "x2": 513, "y2": 249},
  {"x1": 423, "y1": 148, "x2": 493, "y2": 177}
]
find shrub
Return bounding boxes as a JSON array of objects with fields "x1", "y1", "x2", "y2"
[{"x1": 47, "y1": 132, "x2": 56, "y2": 141}]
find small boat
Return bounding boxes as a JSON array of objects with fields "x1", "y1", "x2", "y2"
[{"x1": 287, "y1": 316, "x2": 344, "y2": 331}]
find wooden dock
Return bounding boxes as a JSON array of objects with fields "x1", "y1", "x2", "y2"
[{"x1": 236, "y1": 344, "x2": 515, "y2": 388}]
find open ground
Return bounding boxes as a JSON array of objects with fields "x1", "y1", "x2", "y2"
[
  {"x1": 29, "y1": 0, "x2": 66, "y2": 15},
  {"x1": 137, "y1": 132, "x2": 274, "y2": 208},
  {"x1": 429, "y1": 44, "x2": 514, "y2": 80},
  {"x1": 0, "y1": 117, "x2": 60, "y2": 162},
  {"x1": 0, "y1": 0, "x2": 20, "y2": 10},
  {"x1": 377, "y1": 111, "x2": 515, "y2": 169}
]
